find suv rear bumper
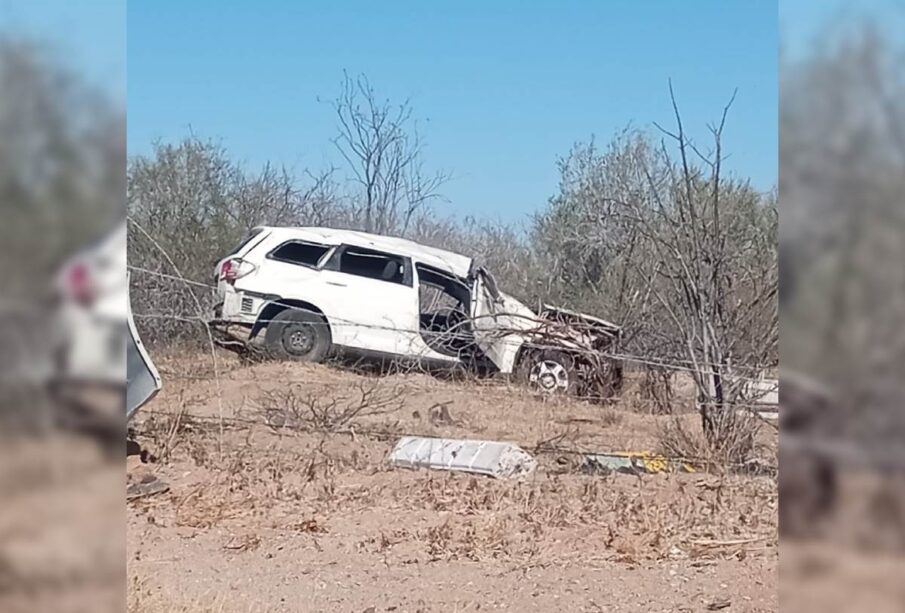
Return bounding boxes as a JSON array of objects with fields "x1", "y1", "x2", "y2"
[{"x1": 217, "y1": 289, "x2": 261, "y2": 325}]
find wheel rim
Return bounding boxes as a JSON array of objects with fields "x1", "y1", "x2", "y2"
[
  {"x1": 528, "y1": 359, "x2": 570, "y2": 394},
  {"x1": 283, "y1": 325, "x2": 315, "y2": 355}
]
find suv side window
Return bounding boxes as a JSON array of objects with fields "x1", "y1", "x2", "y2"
[
  {"x1": 268, "y1": 241, "x2": 331, "y2": 267},
  {"x1": 328, "y1": 245, "x2": 412, "y2": 286}
]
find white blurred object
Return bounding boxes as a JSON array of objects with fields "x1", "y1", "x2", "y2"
[
  {"x1": 54, "y1": 221, "x2": 127, "y2": 385},
  {"x1": 54, "y1": 220, "x2": 162, "y2": 418},
  {"x1": 387, "y1": 436, "x2": 536, "y2": 479}
]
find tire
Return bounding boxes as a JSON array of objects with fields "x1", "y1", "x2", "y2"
[
  {"x1": 263, "y1": 308, "x2": 331, "y2": 362},
  {"x1": 517, "y1": 349, "x2": 580, "y2": 398}
]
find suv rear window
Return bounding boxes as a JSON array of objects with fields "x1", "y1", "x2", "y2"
[
  {"x1": 337, "y1": 247, "x2": 409, "y2": 286},
  {"x1": 269, "y1": 241, "x2": 331, "y2": 267}
]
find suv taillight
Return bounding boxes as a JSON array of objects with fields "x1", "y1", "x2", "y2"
[
  {"x1": 219, "y1": 258, "x2": 255, "y2": 285},
  {"x1": 66, "y1": 261, "x2": 96, "y2": 306},
  {"x1": 220, "y1": 259, "x2": 236, "y2": 284}
]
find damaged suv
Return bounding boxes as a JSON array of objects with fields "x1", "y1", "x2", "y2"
[{"x1": 211, "y1": 226, "x2": 623, "y2": 398}]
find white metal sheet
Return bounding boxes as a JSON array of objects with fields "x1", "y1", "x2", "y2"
[{"x1": 388, "y1": 436, "x2": 536, "y2": 479}]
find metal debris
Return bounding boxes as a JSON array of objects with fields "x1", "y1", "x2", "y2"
[
  {"x1": 126, "y1": 283, "x2": 162, "y2": 421},
  {"x1": 388, "y1": 436, "x2": 537, "y2": 479},
  {"x1": 126, "y1": 473, "x2": 170, "y2": 501},
  {"x1": 580, "y1": 452, "x2": 695, "y2": 475}
]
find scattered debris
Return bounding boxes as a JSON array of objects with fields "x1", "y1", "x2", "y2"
[
  {"x1": 667, "y1": 545, "x2": 687, "y2": 560},
  {"x1": 126, "y1": 473, "x2": 170, "y2": 501},
  {"x1": 747, "y1": 409, "x2": 778, "y2": 423},
  {"x1": 580, "y1": 451, "x2": 695, "y2": 476},
  {"x1": 222, "y1": 534, "x2": 261, "y2": 552},
  {"x1": 292, "y1": 518, "x2": 327, "y2": 534},
  {"x1": 388, "y1": 436, "x2": 537, "y2": 479},
  {"x1": 738, "y1": 458, "x2": 777, "y2": 477},
  {"x1": 745, "y1": 377, "x2": 778, "y2": 405},
  {"x1": 428, "y1": 402, "x2": 456, "y2": 426}
]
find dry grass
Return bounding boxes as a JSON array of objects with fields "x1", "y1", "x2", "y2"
[
  {"x1": 130, "y1": 417, "x2": 776, "y2": 565},
  {"x1": 254, "y1": 379, "x2": 406, "y2": 433},
  {"x1": 128, "y1": 350, "x2": 778, "y2": 609},
  {"x1": 128, "y1": 574, "x2": 271, "y2": 613},
  {"x1": 656, "y1": 409, "x2": 772, "y2": 473}
]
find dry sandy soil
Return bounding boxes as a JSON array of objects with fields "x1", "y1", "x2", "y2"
[
  {"x1": 0, "y1": 433, "x2": 124, "y2": 613},
  {"x1": 127, "y1": 351, "x2": 778, "y2": 612},
  {"x1": 781, "y1": 469, "x2": 905, "y2": 613}
]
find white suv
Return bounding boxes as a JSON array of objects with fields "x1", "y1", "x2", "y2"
[{"x1": 212, "y1": 226, "x2": 623, "y2": 398}]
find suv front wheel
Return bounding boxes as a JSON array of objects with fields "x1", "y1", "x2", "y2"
[
  {"x1": 264, "y1": 308, "x2": 331, "y2": 362},
  {"x1": 517, "y1": 349, "x2": 579, "y2": 397}
]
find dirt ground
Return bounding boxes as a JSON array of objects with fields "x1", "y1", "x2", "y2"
[
  {"x1": 780, "y1": 468, "x2": 905, "y2": 613},
  {"x1": 127, "y1": 351, "x2": 778, "y2": 612},
  {"x1": 0, "y1": 433, "x2": 124, "y2": 613}
]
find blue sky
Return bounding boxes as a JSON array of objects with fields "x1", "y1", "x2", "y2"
[
  {"x1": 6, "y1": 2, "x2": 904, "y2": 222},
  {"x1": 781, "y1": 0, "x2": 905, "y2": 58},
  {"x1": 0, "y1": 0, "x2": 125, "y2": 102},
  {"x1": 127, "y1": 1, "x2": 780, "y2": 223}
]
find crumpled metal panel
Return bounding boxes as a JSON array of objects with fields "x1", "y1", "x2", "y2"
[
  {"x1": 126, "y1": 294, "x2": 161, "y2": 420},
  {"x1": 388, "y1": 436, "x2": 536, "y2": 479},
  {"x1": 581, "y1": 452, "x2": 695, "y2": 475}
]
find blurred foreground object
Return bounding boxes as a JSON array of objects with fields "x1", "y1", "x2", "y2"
[
  {"x1": 781, "y1": 9, "x2": 905, "y2": 612},
  {"x1": 0, "y1": 25, "x2": 126, "y2": 613},
  {"x1": 54, "y1": 221, "x2": 127, "y2": 386},
  {"x1": 52, "y1": 219, "x2": 161, "y2": 421},
  {"x1": 0, "y1": 33, "x2": 124, "y2": 420}
]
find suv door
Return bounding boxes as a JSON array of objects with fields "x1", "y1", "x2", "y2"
[
  {"x1": 318, "y1": 245, "x2": 420, "y2": 357},
  {"x1": 470, "y1": 268, "x2": 536, "y2": 373},
  {"x1": 470, "y1": 269, "x2": 512, "y2": 369}
]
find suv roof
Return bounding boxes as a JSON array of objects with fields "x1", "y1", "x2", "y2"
[{"x1": 252, "y1": 226, "x2": 474, "y2": 278}]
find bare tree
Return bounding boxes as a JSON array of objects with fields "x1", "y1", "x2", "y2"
[
  {"x1": 127, "y1": 137, "x2": 340, "y2": 344},
  {"x1": 331, "y1": 72, "x2": 450, "y2": 235},
  {"x1": 536, "y1": 86, "x2": 777, "y2": 442},
  {"x1": 533, "y1": 131, "x2": 666, "y2": 349},
  {"x1": 639, "y1": 83, "x2": 777, "y2": 437}
]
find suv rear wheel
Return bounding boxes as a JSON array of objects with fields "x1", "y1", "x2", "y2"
[{"x1": 264, "y1": 308, "x2": 331, "y2": 362}]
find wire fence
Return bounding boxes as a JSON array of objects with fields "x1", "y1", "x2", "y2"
[
  {"x1": 129, "y1": 264, "x2": 777, "y2": 380},
  {"x1": 126, "y1": 216, "x2": 779, "y2": 473},
  {"x1": 129, "y1": 265, "x2": 777, "y2": 387}
]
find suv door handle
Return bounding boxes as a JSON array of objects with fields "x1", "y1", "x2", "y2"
[{"x1": 326, "y1": 281, "x2": 347, "y2": 287}]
